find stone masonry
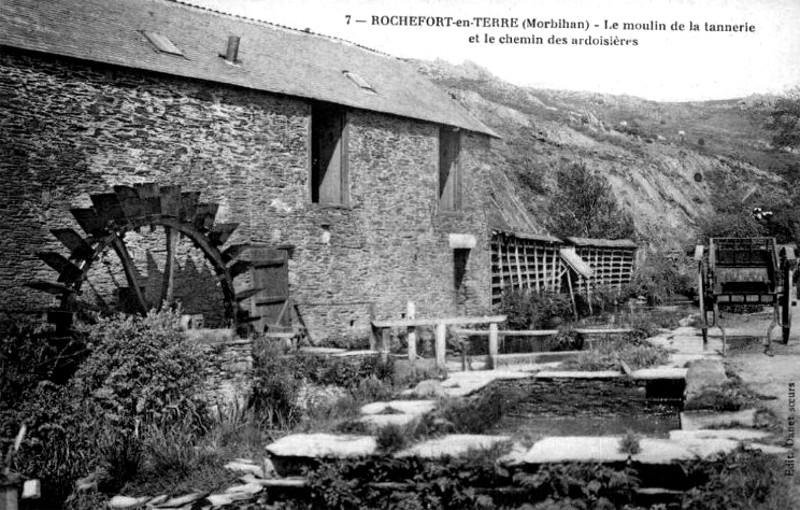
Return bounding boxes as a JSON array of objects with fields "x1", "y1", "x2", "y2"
[{"x1": 0, "y1": 50, "x2": 493, "y2": 341}]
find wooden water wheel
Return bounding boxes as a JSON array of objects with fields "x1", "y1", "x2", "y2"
[{"x1": 26, "y1": 183, "x2": 261, "y2": 332}]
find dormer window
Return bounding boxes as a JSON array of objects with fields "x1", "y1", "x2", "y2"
[
  {"x1": 141, "y1": 31, "x2": 184, "y2": 56},
  {"x1": 343, "y1": 71, "x2": 376, "y2": 94}
]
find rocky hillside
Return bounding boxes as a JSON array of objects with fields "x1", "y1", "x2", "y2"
[{"x1": 414, "y1": 59, "x2": 800, "y2": 250}]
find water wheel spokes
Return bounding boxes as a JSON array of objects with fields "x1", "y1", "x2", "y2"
[{"x1": 26, "y1": 183, "x2": 257, "y2": 332}]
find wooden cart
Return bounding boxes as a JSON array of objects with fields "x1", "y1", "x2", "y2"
[{"x1": 695, "y1": 237, "x2": 795, "y2": 354}]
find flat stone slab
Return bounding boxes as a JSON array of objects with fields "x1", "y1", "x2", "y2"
[
  {"x1": 266, "y1": 434, "x2": 377, "y2": 458},
  {"x1": 669, "y1": 429, "x2": 771, "y2": 442},
  {"x1": 359, "y1": 414, "x2": 420, "y2": 428},
  {"x1": 360, "y1": 400, "x2": 437, "y2": 416},
  {"x1": 631, "y1": 367, "x2": 688, "y2": 380},
  {"x1": 536, "y1": 370, "x2": 621, "y2": 379},
  {"x1": 510, "y1": 435, "x2": 760, "y2": 466},
  {"x1": 521, "y1": 437, "x2": 629, "y2": 464},
  {"x1": 396, "y1": 434, "x2": 510, "y2": 459},
  {"x1": 681, "y1": 409, "x2": 757, "y2": 430},
  {"x1": 297, "y1": 347, "x2": 348, "y2": 356},
  {"x1": 685, "y1": 359, "x2": 728, "y2": 397}
]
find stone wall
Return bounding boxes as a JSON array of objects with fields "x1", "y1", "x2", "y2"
[
  {"x1": 197, "y1": 338, "x2": 253, "y2": 408},
  {"x1": 0, "y1": 50, "x2": 493, "y2": 341}
]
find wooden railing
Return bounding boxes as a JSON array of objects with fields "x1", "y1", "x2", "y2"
[{"x1": 371, "y1": 314, "x2": 507, "y2": 369}]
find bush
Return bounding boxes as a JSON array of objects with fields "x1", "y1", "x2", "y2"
[
  {"x1": 550, "y1": 161, "x2": 635, "y2": 240},
  {"x1": 72, "y1": 309, "x2": 208, "y2": 428},
  {"x1": 250, "y1": 342, "x2": 396, "y2": 429},
  {"x1": 681, "y1": 446, "x2": 798, "y2": 510},
  {"x1": 2, "y1": 309, "x2": 209, "y2": 505},
  {"x1": 498, "y1": 289, "x2": 575, "y2": 330},
  {"x1": 0, "y1": 315, "x2": 85, "y2": 406},
  {"x1": 624, "y1": 251, "x2": 694, "y2": 304}
]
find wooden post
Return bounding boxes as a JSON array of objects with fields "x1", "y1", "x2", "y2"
[
  {"x1": 488, "y1": 322, "x2": 499, "y2": 370},
  {"x1": 566, "y1": 269, "x2": 578, "y2": 320},
  {"x1": 435, "y1": 322, "x2": 447, "y2": 371},
  {"x1": 368, "y1": 303, "x2": 378, "y2": 351},
  {"x1": 407, "y1": 301, "x2": 417, "y2": 363},
  {"x1": 380, "y1": 328, "x2": 390, "y2": 361}
]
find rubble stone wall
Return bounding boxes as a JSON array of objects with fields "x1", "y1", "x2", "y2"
[{"x1": 0, "y1": 50, "x2": 493, "y2": 341}]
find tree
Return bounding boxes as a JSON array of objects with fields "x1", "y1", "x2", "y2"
[{"x1": 550, "y1": 161, "x2": 635, "y2": 239}]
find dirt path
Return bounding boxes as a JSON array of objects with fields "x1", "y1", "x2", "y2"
[{"x1": 707, "y1": 310, "x2": 799, "y2": 426}]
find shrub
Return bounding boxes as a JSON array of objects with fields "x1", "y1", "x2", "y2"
[
  {"x1": 250, "y1": 341, "x2": 303, "y2": 428},
  {"x1": 72, "y1": 309, "x2": 208, "y2": 428},
  {"x1": 681, "y1": 446, "x2": 798, "y2": 510},
  {"x1": 375, "y1": 423, "x2": 410, "y2": 454},
  {"x1": 2, "y1": 309, "x2": 209, "y2": 505},
  {"x1": 497, "y1": 289, "x2": 575, "y2": 330},
  {"x1": 617, "y1": 429, "x2": 641, "y2": 455},
  {"x1": 0, "y1": 315, "x2": 85, "y2": 405},
  {"x1": 624, "y1": 251, "x2": 694, "y2": 305},
  {"x1": 564, "y1": 337, "x2": 670, "y2": 372}
]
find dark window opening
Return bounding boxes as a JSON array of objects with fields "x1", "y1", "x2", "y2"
[
  {"x1": 311, "y1": 105, "x2": 347, "y2": 205},
  {"x1": 439, "y1": 127, "x2": 461, "y2": 211}
]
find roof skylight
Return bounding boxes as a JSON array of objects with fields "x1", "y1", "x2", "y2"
[
  {"x1": 343, "y1": 71, "x2": 376, "y2": 94},
  {"x1": 141, "y1": 31, "x2": 184, "y2": 56}
]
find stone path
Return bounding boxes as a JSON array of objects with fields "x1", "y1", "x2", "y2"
[
  {"x1": 262, "y1": 314, "x2": 791, "y2": 478},
  {"x1": 110, "y1": 312, "x2": 796, "y2": 507}
]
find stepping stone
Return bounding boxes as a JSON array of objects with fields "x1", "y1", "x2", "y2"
[
  {"x1": 206, "y1": 494, "x2": 234, "y2": 507},
  {"x1": 680, "y1": 409, "x2": 757, "y2": 430},
  {"x1": 631, "y1": 367, "x2": 687, "y2": 380},
  {"x1": 536, "y1": 370, "x2": 621, "y2": 379},
  {"x1": 224, "y1": 460, "x2": 264, "y2": 478},
  {"x1": 108, "y1": 495, "x2": 149, "y2": 509},
  {"x1": 297, "y1": 347, "x2": 348, "y2": 356},
  {"x1": 395, "y1": 434, "x2": 510, "y2": 459},
  {"x1": 669, "y1": 429, "x2": 771, "y2": 442},
  {"x1": 360, "y1": 400, "x2": 437, "y2": 416},
  {"x1": 266, "y1": 433, "x2": 377, "y2": 458},
  {"x1": 685, "y1": 359, "x2": 728, "y2": 397},
  {"x1": 255, "y1": 477, "x2": 308, "y2": 488},
  {"x1": 359, "y1": 413, "x2": 420, "y2": 429},
  {"x1": 224, "y1": 483, "x2": 262, "y2": 495},
  {"x1": 520, "y1": 437, "x2": 628, "y2": 464},
  {"x1": 155, "y1": 493, "x2": 206, "y2": 508}
]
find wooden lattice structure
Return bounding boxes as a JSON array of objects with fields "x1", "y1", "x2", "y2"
[
  {"x1": 490, "y1": 231, "x2": 562, "y2": 306},
  {"x1": 565, "y1": 237, "x2": 638, "y2": 290}
]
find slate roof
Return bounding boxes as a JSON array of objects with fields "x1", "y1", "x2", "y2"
[{"x1": 0, "y1": 0, "x2": 496, "y2": 137}]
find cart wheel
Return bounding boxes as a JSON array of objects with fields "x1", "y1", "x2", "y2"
[{"x1": 782, "y1": 267, "x2": 793, "y2": 344}]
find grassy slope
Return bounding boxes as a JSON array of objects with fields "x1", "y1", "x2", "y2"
[{"x1": 415, "y1": 59, "x2": 800, "y2": 249}]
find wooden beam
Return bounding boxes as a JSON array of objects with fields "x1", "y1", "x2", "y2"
[
  {"x1": 160, "y1": 225, "x2": 179, "y2": 308},
  {"x1": 372, "y1": 315, "x2": 506, "y2": 328},
  {"x1": 453, "y1": 328, "x2": 559, "y2": 337},
  {"x1": 110, "y1": 233, "x2": 148, "y2": 314}
]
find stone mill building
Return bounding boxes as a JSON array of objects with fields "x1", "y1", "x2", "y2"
[{"x1": 0, "y1": 0, "x2": 517, "y2": 342}]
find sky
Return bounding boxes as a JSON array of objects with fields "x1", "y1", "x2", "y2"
[{"x1": 184, "y1": 0, "x2": 800, "y2": 102}]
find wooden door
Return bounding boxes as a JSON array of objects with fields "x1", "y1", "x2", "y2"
[{"x1": 245, "y1": 246, "x2": 290, "y2": 333}]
